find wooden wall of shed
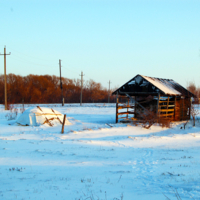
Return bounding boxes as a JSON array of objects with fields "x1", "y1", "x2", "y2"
[{"x1": 175, "y1": 97, "x2": 191, "y2": 121}]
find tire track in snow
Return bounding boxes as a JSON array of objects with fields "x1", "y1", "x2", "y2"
[{"x1": 131, "y1": 148, "x2": 162, "y2": 194}]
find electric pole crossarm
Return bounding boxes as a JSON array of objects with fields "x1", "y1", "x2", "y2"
[{"x1": 0, "y1": 53, "x2": 11, "y2": 55}]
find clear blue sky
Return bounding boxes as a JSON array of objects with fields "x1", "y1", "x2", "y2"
[{"x1": 1, "y1": 0, "x2": 200, "y2": 89}]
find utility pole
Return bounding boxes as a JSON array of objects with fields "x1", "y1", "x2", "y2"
[
  {"x1": 0, "y1": 46, "x2": 11, "y2": 110},
  {"x1": 59, "y1": 59, "x2": 64, "y2": 106},
  {"x1": 108, "y1": 80, "x2": 111, "y2": 103},
  {"x1": 80, "y1": 71, "x2": 84, "y2": 106}
]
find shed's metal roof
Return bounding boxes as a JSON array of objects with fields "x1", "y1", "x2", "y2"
[{"x1": 112, "y1": 74, "x2": 195, "y2": 97}]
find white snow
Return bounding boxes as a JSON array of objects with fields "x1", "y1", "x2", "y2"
[
  {"x1": 16, "y1": 107, "x2": 71, "y2": 126},
  {"x1": 142, "y1": 75, "x2": 181, "y2": 95},
  {"x1": 0, "y1": 103, "x2": 200, "y2": 200}
]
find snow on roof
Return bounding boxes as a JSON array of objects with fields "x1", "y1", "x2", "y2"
[
  {"x1": 112, "y1": 74, "x2": 195, "y2": 97},
  {"x1": 141, "y1": 75, "x2": 181, "y2": 96}
]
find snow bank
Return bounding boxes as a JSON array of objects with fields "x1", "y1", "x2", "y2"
[{"x1": 16, "y1": 106, "x2": 71, "y2": 126}]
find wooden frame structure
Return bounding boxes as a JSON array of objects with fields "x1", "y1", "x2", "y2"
[{"x1": 113, "y1": 75, "x2": 195, "y2": 123}]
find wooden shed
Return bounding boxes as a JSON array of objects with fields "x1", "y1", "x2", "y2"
[{"x1": 112, "y1": 74, "x2": 195, "y2": 123}]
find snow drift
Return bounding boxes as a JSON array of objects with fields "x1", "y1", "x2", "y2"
[{"x1": 16, "y1": 106, "x2": 71, "y2": 126}]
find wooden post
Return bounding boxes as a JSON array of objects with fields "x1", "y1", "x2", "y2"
[
  {"x1": 63, "y1": 98, "x2": 65, "y2": 106},
  {"x1": 167, "y1": 97, "x2": 169, "y2": 109},
  {"x1": 127, "y1": 98, "x2": 129, "y2": 120},
  {"x1": 156, "y1": 93, "x2": 160, "y2": 118},
  {"x1": 116, "y1": 94, "x2": 118, "y2": 123},
  {"x1": 0, "y1": 46, "x2": 11, "y2": 110},
  {"x1": 59, "y1": 59, "x2": 64, "y2": 106},
  {"x1": 189, "y1": 97, "x2": 192, "y2": 119},
  {"x1": 134, "y1": 96, "x2": 137, "y2": 119},
  {"x1": 4, "y1": 47, "x2": 7, "y2": 110},
  {"x1": 174, "y1": 97, "x2": 176, "y2": 121},
  {"x1": 181, "y1": 97, "x2": 184, "y2": 120},
  {"x1": 108, "y1": 80, "x2": 111, "y2": 103},
  {"x1": 167, "y1": 97, "x2": 169, "y2": 119},
  {"x1": 61, "y1": 114, "x2": 66, "y2": 133},
  {"x1": 80, "y1": 71, "x2": 84, "y2": 106}
]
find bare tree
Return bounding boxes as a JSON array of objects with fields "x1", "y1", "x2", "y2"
[
  {"x1": 191, "y1": 103, "x2": 199, "y2": 126},
  {"x1": 187, "y1": 82, "x2": 200, "y2": 126}
]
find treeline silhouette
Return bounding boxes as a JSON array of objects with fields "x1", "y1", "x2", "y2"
[
  {"x1": 0, "y1": 74, "x2": 116, "y2": 104},
  {"x1": 187, "y1": 82, "x2": 200, "y2": 104}
]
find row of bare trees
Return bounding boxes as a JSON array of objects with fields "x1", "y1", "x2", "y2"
[
  {"x1": 0, "y1": 74, "x2": 116, "y2": 104},
  {"x1": 187, "y1": 82, "x2": 200, "y2": 103}
]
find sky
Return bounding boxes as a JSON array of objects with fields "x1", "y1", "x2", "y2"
[{"x1": 0, "y1": 0, "x2": 200, "y2": 89}]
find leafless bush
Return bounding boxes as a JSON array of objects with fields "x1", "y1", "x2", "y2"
[
  {"x1": 157, "y1": 118, "x2": 171, "y2": 128},
  {"x1": 136, "y1": 111, "x2": 171, "y2": 129},
  {"x1": 5, "y1": 104, "x2": 18, "y2": 120},
  {"x1": 20, "y1": 107, "x2": 25, "y2": 113},
  {"x1": 191, "y1": 104, "x2": 199, "y2": 127}
]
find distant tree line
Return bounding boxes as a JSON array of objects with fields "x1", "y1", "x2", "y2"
[
  {"x1": 0, "y1": 74, "x2": 116, "y2": 104},
  {"x1": 187, "y1": 82, "x2": 200, "y2": 103}
]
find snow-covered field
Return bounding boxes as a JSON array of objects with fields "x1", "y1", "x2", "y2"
[{"x1": 0, "y1": 103, "x2": 200, "y2": 200}]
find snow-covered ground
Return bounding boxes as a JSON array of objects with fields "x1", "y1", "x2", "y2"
[{"x1": 0, "y1": 103, "x2": 200, "y2": 200}]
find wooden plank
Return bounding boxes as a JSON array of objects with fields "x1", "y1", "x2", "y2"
[
  {"x1": 159, "y1": 105, "x2": 175, "y2": 108},
  {"x1": 43, "y1": 117, "x2": 53, "y2": 126},
  {"x1": 119, "y1": 109, "x2": 135, "y2": 113},
  {"x1": 118, "y1": 106, "x2": 135, "y2": 109},
  {"x1": 159, "y1": 101, "x2": 175, "y2": 103},
  {"x1": 50, "y1": 108, "x2": 63, "y2": 123},
  {"x1": 37, "y1": 106, "x2": 43, "y2": 112},
  {"x1": 159, "y1": 109, "x2": 174, "y2": 112},
  {"x1": 118, "y1": 116, "x2": 130, "y2": 119},
  {"x1": 160, "y1": 112, "x2": 174, "y2": 115},
  {"x1": 117, "y1": 112, "x2": 135, "y2": 116},
  {"x1": 159, "y1": 113, "x2": 174, "y2": 117},
  {"x1": 159, "y1": 105, "x2": 172, "y2": 108},
  {"x1": 35, "y1": 113, "x2": 62, "y2": 116},
  {"x1": 36, "y1": 106, "x2": 53, "y2": 126}
]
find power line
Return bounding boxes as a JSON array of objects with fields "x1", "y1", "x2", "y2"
[
  {"x1": 1, "y1": 47, "x2": 109, "y2": 88},
  {"x1": 2, "y1": 47, "x2": 58, "y2": 69},
  {"x1": 8, "y1": 47, "x2": 53, "y2": 63},
  {"x1": 10, "y1": 55, "x2": 56, "y2": 69},
  {"x1": 8, "y1": 52, "x2": 95, "y2": 83},
  {"x1": 62, "y1": 60, "x2": 95, "y2": 81},
  {"x1": 1, "y1": 47, "x2": 106, "y2": 85},
  {"x1": 11, "y1": 52, "x2": 56, "y2": 67},
  {"x1": 61, "y1": 65, "x2": 80, "y2": 76},
  {"x1": 61, "y1": 61, "x2": 95, "y2": 84}
]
